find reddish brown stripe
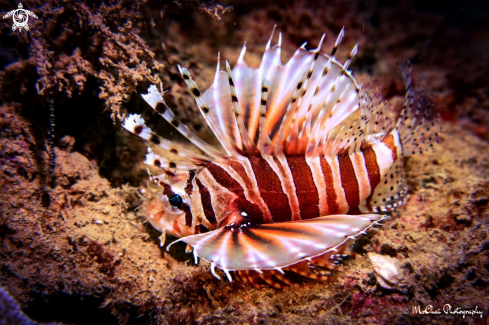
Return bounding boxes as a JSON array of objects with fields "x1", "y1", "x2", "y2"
[
  {"x1": 338, "y1": 154, "x2": 360, "y2": 214},
  {"x1": 207, "y1": 162, "x2": 265, "y2": 225},
  {"x1": 185, "y1": 170, "x2": 195, "y2": 196},
  {"x1": 228, "y1": 161, "x2": 253, "y2": 190},
  {"x1": 196, "y1": 178, "x2": 217, "y2": 225},
  {"x1": 286, "y1": 156, "x2": 319, "y2": 220},
  {"x1": 206, "y1": 163, "x2": 245, "y2": 196},
  {"x1": 249, "y1": 157, "x2": 292, "y2": 222},
  {"x1": 182, "y1": 204, "x2": 193, "y2": 227},
  {"x1": 382, "y1": 134, "x2": 398, "y2": 162},
  {"x1": 361, "y1": 144, "x2": 381, "y2": 211},
  {"x1": 319, "y1": 157, "x2": 339, "y2": 214},
  {"x1": 361, "y1": 144, "x2": 381, "y2": 195}
]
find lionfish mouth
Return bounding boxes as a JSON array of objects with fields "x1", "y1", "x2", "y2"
[{"x1": 122, "y1": 26, "x2": 441, "y2": 288}]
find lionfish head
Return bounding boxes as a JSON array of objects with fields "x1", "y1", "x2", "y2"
[
  {"x1": 123, "y1": 113, "x2": 197, "y2": 239},
  {"x1": 143, "y1": 174, "x2": 194, "y2": 239}
]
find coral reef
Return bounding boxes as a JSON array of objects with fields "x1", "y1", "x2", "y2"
[{"x1": 0, "y1": 0, "x2": 488, "y2": 324}]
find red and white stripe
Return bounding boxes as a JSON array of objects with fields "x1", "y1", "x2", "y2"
[{"x1": 184, "y1": 129, "x2": 402, "y2": 229}]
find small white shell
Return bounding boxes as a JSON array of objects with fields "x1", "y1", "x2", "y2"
[{"x1": 368, "y1": 252, "x2": 404, "y2": 289}]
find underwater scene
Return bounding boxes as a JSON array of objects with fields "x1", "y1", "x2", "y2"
[{"x1": 0, "y1": 0, "x2": 488, "y2": 324}]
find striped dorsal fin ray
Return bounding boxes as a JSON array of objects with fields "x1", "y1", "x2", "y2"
[
  {"x1": 201, "y1": 53, "x2": 243, "y2": 154},
  {"x1": 168, "y1": 214, "x2": 384, "y2": 276},
  {"x1": 178, "y1": 65, "x2": 235, "y2": 156},
  {"x1": 293, "y1": 34, "x2": 328, "y2": 154},
  {"x1": 283, "y1": 35, "x2": 326, "y2": 155},
  {"x1": 292, "y1": 33, "x2": 326, "y2": 138},
  {"x1": 318, "y1": 26, "x2": 344, "y2": 88},
  {"x1": 233, "y1": 44, "x2": 256, "y2": 146},
  {"x1": 308, "y1": 81, "x2": 362, "y2": 157},
  {"x1": 286, "y1": 40, "x2": 360, "y2": 156},
  {"x1": 318, "y1": 107, "x2": 365, "y2": 157},
  {"x1": 266, "y1": 43, "x2": 310, "y2": 145},
  {"x1": 258, "y1": 79, "x2": 274, "y2": 157},
  {"x1": 145, "y1": 149, "x2": 198, "y2": 171},
  {"x1": 226, "y1": 61, "x2": 260, "y2": 156},
  {"x1": 305, "y1": 109, "x2": 326, "y2": 157},
  {"x1": 274, "y1": 69, "x2": 309, "y2": 156},
  {"x1": 131, "y1": 30, "x2": 438, "y2": 164},
  {"x1": 141, "y1": 85, "x2": 222, "y2": 159},
  {"x1": 194, "y1": 28, "x2": 361, "y2": 158},
  {"x1": 297, "y1": 28, "x2": 349, "y2": 130},
  {"x1": 305, "y1": 27, "x2": 345, "y2": 129},
  {"x1": 260, "y1": 26, "x2": 283, "y2": 95},
  {"x1": 121, "y1": 114, "x2": 210, "y2": 162},
  {"x1": 319, "y1": 43, "x2": 360, "y2": 136}
]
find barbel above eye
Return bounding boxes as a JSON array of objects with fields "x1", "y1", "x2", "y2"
[{"x1": 168, "y1": 193, "x2": 183, "y2": 207}]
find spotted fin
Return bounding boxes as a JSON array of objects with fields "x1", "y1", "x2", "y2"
[
  {"x1": 169, "y1": 214, "x2": 383, "y2": 276},
  {"x1": 396, "y1": 60, "x2": 442, "y2": 156},
  {"x1": 141, "y1": 85, "x2": 222, "y2": 159},
  {"x1": 145, "y1": 149, "x2": 198, "y2": 170},
  {"x1": 367, "y1": 158, "x2": 408, "y2": 212},
  {"x1": 121, "y1": 114, "x2": 209, "y2": 162}
]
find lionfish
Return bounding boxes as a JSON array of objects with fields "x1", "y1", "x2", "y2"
[{"x1": 122, "y1": 28, "x2": 440, "y2": 289}]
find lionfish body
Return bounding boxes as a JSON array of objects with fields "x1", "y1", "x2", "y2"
[{"x1": 123, "y1": 29, "x2": 440, "y2": 288}]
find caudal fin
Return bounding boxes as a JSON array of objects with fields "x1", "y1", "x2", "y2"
[{"x1": 396, "y1": 60, "x2": 442, "y2": 157}]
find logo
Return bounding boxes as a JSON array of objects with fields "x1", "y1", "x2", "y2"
[{"x1": 3, "y1": 3, "x2": 38, "y2": 32}]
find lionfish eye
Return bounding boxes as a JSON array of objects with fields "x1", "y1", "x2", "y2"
[{"x1": 168, "y1": 194, "x2": 183, "y2": 207}]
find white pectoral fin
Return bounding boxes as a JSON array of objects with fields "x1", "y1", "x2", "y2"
[{"x1": 169, "y1": 214, "x2": 384, "y2": 272}]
